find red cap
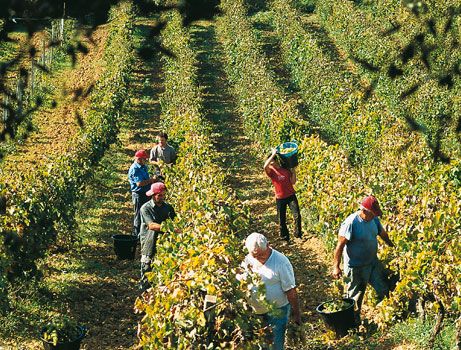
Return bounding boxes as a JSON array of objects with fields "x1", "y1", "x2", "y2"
[
  {"x1": 146, "y1": 182, "x2": 166, "y2": 196},
  {"x1": 361, "y1": 195, "x2": 383, "y2": 217},
  {"x1": 135, "y1": 150, "x2": 148, "y2": 159}
]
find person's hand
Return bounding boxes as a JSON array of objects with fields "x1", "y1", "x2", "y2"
[
  {"x1": 271, "y1": 148, "x2": 277, "y2": 156},
  {"x1": 293, "y1": 313, "x2": 302, "y2": 326},
  {"x1": 332, "y1": 266, "x2": 342, "y2": 279}
]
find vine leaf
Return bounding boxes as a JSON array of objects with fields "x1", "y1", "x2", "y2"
[
  {"x1": 400, "y1": 83, "x2": 421, "y2": 99},
  {"x1": 404, "y1": 114, "x2": 424, "y2": 132},
  {"x1": 382, "y1": 23, "x2": 401, "y2": 36},
  {"x1": 388, "y1": 64, "x2": 404, "y2": 79},
  {"x1": 438, "y1": 74, "x2": 453, "y2": 89},
  {"x1": 426, "y1": 18, "x2": 437, "y2": 36},
  {"x1": 352, "y1": 56, "x2": 380, "y2": 72},
  {"x1": 401, "y1": 43, "x2": 416, "y2": 64}
]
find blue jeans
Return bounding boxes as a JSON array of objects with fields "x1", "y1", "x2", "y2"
[{"x1": 261, "y1": 303, "x2": 291, "y2": 350}]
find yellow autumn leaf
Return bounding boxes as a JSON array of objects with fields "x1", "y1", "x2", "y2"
[{"x1": 197, "y1": 313, "x2": 206, "y2": 327}]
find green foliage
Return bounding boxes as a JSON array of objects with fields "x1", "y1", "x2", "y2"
[
  {"x1": 270, "y1": 0, "x2": 395, "y2": 165},
  {"x1": 293, "y1": 0, "x2": 316, "y2": 13},
  {"x1": 213, "y1": 0, "x2": 460, "y2": 343},
  {"x1": 0, "y1": 1, "x2": 135, "y2": 308},
  {"x1": 295, "y1": 134, "x2": 460, "y2": 338},
  {"x1": 215, "y1": 0, "x2": 460, "y2": 329},
  {"x1": 321, "y1": 316, "x2": 457, "y2": 349},
  {"x1": 388, "y1": 317, "x2": 457, "y2": 350},
  {"x1": 135, "y1": 10, "x2": 265, "y2": 349},
  {"x1": 42, "y1": 315, "x2": 82, "y2": 346},
  {"x1": 0, "y1": 19, "x2": 77, "y2": 156},
  {"x1": 267, "y1": 4, "x2": 460, "y2": 333},
  {"x1": 316, "y1": 0, "x2": 461, "y2": 159},
  {"x1": 295, "y1": 136, "x2": 359, "y2": 247},
  {"x1": 217, "y1": 0, "x2": 307, "y2": 152},
  {"x1": 153, "y1": 0, "x2": 460, "y2": 346}
]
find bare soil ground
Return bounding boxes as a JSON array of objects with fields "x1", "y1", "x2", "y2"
[
  {"x1": 0, "y1": 19, "x2": 162, "y2": 349},
  {"x1": 1, "y1": 27, "x2": 107, "y2": 179},
  {"x1": 190, "y1": 20, "x2": 336, "y2": 349}
]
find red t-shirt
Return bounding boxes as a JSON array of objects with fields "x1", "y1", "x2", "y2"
[{"x1": 267, "y1": 167, "x2": 295, "y2": 199}]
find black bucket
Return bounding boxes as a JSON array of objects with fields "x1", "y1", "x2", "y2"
[
  {"x1": 279, "y1": 155, "x2": 298, "y2": 169},
  {"x1": 112, "y1": 234, "x2": 138, "y2": 260},
  {"x1": 316, "y1": 298, "x2": 355, "y2": 338},
  {"x1": 42, "y1": 326, "x2": 86, "y2": 350}
]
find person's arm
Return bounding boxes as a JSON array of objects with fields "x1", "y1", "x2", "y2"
[
  {"x1": 149, "y1": 146, "x2": 159, "y2": 164},
  {"x1": 332, "y1": 236, "x2": 348, "y2": 279},
  {"x1": 147, "y1": 222, "x2": 161, "y2": 231},
  {"x1": 136, "y1": 178, "x2": 155, "y2": 187},
  {"x1": 379, "y1": 229, "x2": 394, "y2": 247},
  {"x1": 140, "y1": 208, "x2": 161, "y2": 233},
  {"x1": 290, "y1": 167, "x2": 296, "y2": 185},
  {"x1": 132, "y1": 167, "x2": 156, "y2": 187},
  {"x1": 286, "y1": 288, "x2": 301, "y2": 325},
  {"x1": 264, "y1": 149, "x2": 277, "y2": 175}
]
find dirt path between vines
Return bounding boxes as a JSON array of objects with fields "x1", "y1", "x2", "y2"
[
  {"x1": 0, "y1": 26, "x2": 107, "y2": 180},
  {"x1": 2, "y1": 19, "x2": 162, "y2": 349},
  {"x1": 247, "y1": 9, "x2": 418, "y2": 350},
  {"x1": 49, "y1": 20, "x2": 164, "y2": 349},
  {"x1": 190, "y1": 20, "x2": 335, "y2": 349}
]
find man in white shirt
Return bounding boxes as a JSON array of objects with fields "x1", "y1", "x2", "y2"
[{"x1": 242, "y1": 232, "x2": 301, "y2": 350}]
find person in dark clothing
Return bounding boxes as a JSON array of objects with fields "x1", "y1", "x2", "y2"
[
  {"x1": 139, "y1": 182, "x2": 176, "y2": 290},
  {"x1": 264, "y1": 148, "x2": 302, "y2": 243},
  {"x1": 128, "y1": 149, "x2": 158, "y2": 237},
  {"x1": 149, "y1": 132, "x2": 177, "y2": 165}
]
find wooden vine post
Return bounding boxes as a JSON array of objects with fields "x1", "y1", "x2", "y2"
[{"x1": 203, "y1": 294, "x2": 217, "y2": 345}]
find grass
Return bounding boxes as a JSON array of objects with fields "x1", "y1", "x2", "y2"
[
  {"x1": 388, "y1": 317, "x2": 456, "y2": 350},
  {"x1": 0, "y1": 130, "x2": 140, "y2": 349},
  {"x1": 0, "y1": 17, "x2": 162, "y2": 349},
  {"x1": 319, "y1": 315, "x2": 457, "y2": 350}
]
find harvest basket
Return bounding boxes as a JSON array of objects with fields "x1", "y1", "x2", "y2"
[
  {"x1": 112, "y1": 234, "x2": 138, "y2": 260},
  {"x1": 276, "y1": 141, "x2": 298, "y2": 168},
  {"x1": 316, "y1": 298, "x2": 355, "y2": 338},
  {"x1": 41, "y1": 325, "x2": 86, "y2": 350}
]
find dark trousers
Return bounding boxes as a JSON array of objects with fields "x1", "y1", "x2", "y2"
[
  {"x1": 139, "y1": 231, "x2": 160, "y2": 290},
  {"x1": 140, "y1": 261, "x2": 152, "y2": 291},
  {"x1": 276, "y1": 194, "x2": 302, "y2": 240},
  {"x1": 132, "y1": 191, "x2": 149, "y2": 237}
]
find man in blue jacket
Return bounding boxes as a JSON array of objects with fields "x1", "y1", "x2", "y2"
[{"x1": 128, "y1": 149, "x2": 157, "y2": 237}]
